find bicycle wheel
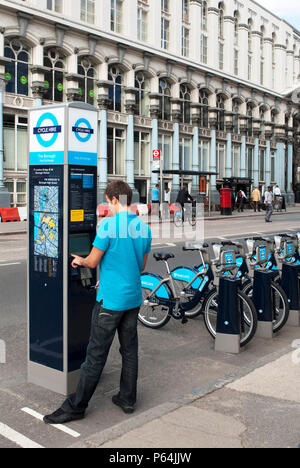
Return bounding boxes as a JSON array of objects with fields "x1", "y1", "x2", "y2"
[
  {"x1": 242, "y1": 280, "x2": 289, "y2": 333},
  {"x1": 174, "y1": 213, "x2": 183, "y2": 228},
  {"x1": 203, "y1": 288, "x2": 258, "y2": 347},
  {"x1": 138, "y1": 288, "x2": 171, "y2": 329},
  {"x1": 173, "y1": 279, "x2": 203, "y2": 318}
]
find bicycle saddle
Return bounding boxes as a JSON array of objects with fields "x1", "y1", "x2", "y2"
[{"x1": 153, "y1": 252, "x2": 175, "y2": 262}]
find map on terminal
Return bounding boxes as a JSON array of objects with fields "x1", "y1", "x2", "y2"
[{"x1": 34, "y1": 186, "x2": 59, "y2": 259}]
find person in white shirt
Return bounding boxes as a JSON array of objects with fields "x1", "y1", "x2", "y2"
[
  {"x1": 164, "y1": 187, "x2": 171, "y2": 203},
  {"x1": 273, "y1": 185, "x2": 281, "y2": 196},
  {"x1": 265, "y1": 186, "x2": 274, "y2": 223},
  {"x1": 235, "y1": 190, "x2": 247, "y2": 213}
]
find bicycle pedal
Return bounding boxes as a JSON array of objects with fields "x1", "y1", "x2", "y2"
[{"x1": 181, "y1": 318, "x2": 188, "y2": 324}]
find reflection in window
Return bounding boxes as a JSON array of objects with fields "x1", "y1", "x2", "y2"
[
  {"x1": 4, "y1": 39, "x2": 30, "y2": 96},
  {"x1": 158, "y1": 79, "x2": 171, "y2": 121},
  {"x1": 199, "y1": 90, "x2": 209, "y2": 128},
  {"x1": 108, "y1": 66, "x2": 124, "y2": 112},
  {"x1": 135, "y1": 72, "x2": 150, "y2": 116},
  {"x1": 44, "y1": 49, "x2": 66, "y2": 102},
  {"x1": 78, "y1": 57, "x2": 97, "y2": 105}
]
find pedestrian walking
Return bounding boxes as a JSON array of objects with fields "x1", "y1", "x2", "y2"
[
  {"x1": 265, "y1": 186, "x2": 274, "y2": 223},
  {"x1": 150, "y1": 183, "x2": 160, "y2": 218},
  {"x1": 43, "y1": 181, "x2": 152, "y2": 424},
  {"x1": 251, "y1": 187, "x2": 261, "y2": 212},
  {"x1": 236, "y1": 189, "x2": 247, "y2": 213},
  {"x1": 163, "y1": 187, "x2": 171, "y2": 220}
]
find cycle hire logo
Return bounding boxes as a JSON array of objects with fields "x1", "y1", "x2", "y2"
[
  {"x1": 72, "y1": 118, "x2": 94, "y2": 143},
  {"x1": 33, "y1": 112, "x2": 62, "y2": 148}
]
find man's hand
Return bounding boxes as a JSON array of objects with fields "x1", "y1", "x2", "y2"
[{"x1": 71, "y1": 254, "x2": 85, "y2": 269}]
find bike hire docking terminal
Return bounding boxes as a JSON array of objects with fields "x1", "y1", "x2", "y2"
[{"x1": 28, "y1": 102, "x2": 98, "y2": 395}]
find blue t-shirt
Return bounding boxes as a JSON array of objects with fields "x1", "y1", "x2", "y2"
[
  {"x1": 93, "y1": 211, "x2": 152, "y2": 311},
  {"x1": 152, "y1": 187, "x2": 160, "y2": 201}
]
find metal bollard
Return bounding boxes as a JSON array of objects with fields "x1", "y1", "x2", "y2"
[
  {"x1": 252, "y1": 270, "x2": 275, "y2": 339},
  {"x1": 281, "y1": 263, "x2": 300, "y2": 327},
  {"x1": 215, "y1": 277, "x2": 241, "y2": 354}
]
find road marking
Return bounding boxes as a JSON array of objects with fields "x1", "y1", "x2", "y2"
[
  {"x1": 0, "y1": 262, "x2": 21, "y2": 267},
  {"x1": 21, "y1": 408, "x2": 81, "y2": 439},
  {"x1": 0, "y1": 421, "x2": 44, "y2": 448}
]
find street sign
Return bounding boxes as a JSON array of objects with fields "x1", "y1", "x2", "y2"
[{"x1": 153, "y1": 149, "x2": 161, "y2": 160}]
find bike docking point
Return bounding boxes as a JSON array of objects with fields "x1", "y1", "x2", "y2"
[
  {"x1": 252, "y1": 269, "x2": 276, "y2": 339},
  {"x1": 215, "y1": 277, "x2": 241, "y2": 354},
  {"x1": 281, "y1": 263, "x2": 300, "y2": 327}
]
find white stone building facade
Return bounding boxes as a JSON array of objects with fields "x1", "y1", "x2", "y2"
[{"x1": 0, "y1": 0, "x2": 300, "y2": 206}]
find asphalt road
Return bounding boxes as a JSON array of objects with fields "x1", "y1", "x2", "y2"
[{"x1": 0, "y1": 213, "x2": 300, "y2": 448}]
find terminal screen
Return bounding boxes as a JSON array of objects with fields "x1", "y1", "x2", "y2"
[
  {"x1": 225, "y1": 252, "x2": 234, "y2": 265},
  {"x1": 69, "y1": 234, "x2": 91, "y2": 256},
  {"x1": 286, "y1": 242, "x2": 294, "y2": 255},
  {"x1": 259, "y1": 247, "x2": 267, "y2": 261}
]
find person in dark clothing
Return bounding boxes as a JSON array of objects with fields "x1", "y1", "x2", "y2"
[{"x1": 176, "y1": 185, "x2": 194, "y2": 221}]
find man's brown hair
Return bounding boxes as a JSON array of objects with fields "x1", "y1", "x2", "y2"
[{"x1": 105, "y1": 181, "x2": 133, "y2": 206}]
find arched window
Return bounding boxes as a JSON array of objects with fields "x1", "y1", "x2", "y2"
[
  {"x1": 135, "y1": 71, "x2": 150, "y2": 116},
  {"x1": 217, "y1": 95, "x2": 225, "y2": 131},
  {"x1": 199, "y1": 90, "x2": 209, "y2": 128},
  {"x1": 44, "y1": 48, "x2": 66, "y2": 102},
  {"x1": 78, "y1": 57, "x2": 97, "y2": 105},
  {"x1": 158, "y1": 78, "x2": 172, "y2": 121},
  {"x1": 179, "y1": 84, "x2": 191, "y2": 124},
  {"x1": 4, "y1": 39, "x2": 30, "y2": 96},
  {"x1": 260, "y1": 108, "x2": 266, "y2": 139},
  {"x1": 247, "y1": 103, "x2": 254, "y2": 137},
  {"x1": 108, "y1": 65, "x2": 124, "y2": 112},
  {"x1": 233, "y1": 100, "x2": 240, "y2": 134}
]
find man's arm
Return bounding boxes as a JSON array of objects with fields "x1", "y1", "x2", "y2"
[
  {"x1": 71, "y1": 247, "x2": 105, "y2": 270},
  {"x1": 142, "y1": 254, "x2": 149, "y2": 272}
]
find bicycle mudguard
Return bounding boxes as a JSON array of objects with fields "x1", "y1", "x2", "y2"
[
  {"x1": 141, "y1": 273, "x2": 172, "y2": 300},
  {"x1": 171, "y1": 266, "x2": 203, "y2": 290}
]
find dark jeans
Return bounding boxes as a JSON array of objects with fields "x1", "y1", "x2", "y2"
[
  {"x1": 253, "y1": 201, "x2": 261, "y2": 212},
  {"x1": 238, "y1": 199, "x2": 244, "y2": 212},
  {"x1": 62, "y1": 302, "x2": 140, "y2": 415}
]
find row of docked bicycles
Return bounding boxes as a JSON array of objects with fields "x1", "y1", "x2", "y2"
[{"x1": 139, "y1": 233, "x2": 300, "y2": 347}]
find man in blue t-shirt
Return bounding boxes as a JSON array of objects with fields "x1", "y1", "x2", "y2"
[{"x1": 44, "y1": 181, "x2": 152, "y2": 425}]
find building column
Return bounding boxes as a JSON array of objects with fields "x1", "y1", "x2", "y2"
[
  {"x1": 253, "y1": 130, "x2": 260, "y2": 188},
  {"x1": 263, "y1": 38, "x2": 273, "y2": 90},
  {"x1": 265, "y1": 140, "x2": 271, "y2": 188},
  {"x1": 97, "y1": 81, "x2": 110, "y2": 203},
  {"x1": 239, "y1": 116, "x2": 248, "y2": 179},
  {"x1": 170, "y1": 100, "x2": 181, "y2": 201},
  {"x1": 31, "y1": 43, "x2": 47, "y2": 107},
  {"x1": 287, "y1": 137, "x2": 295, "y2": 204},
  {"x1": 207, "y1": 7, "x2": 219, "y2": 70},
  {"x1": 238, "y1": 23, "x2": 249, "y2": 81},
  {"x1": 124, "y1": 89, "x2": 139, "y2": 202},
  {"x1": 225, "y1": 116, "x2": 233, "y2": 178},
  {"x1": 209, "y1": 107, "x2": 219, "y2": 203},
  {"x1": 149, "y1": 94, "x2": 160, "y2": 191},
  {"x1": 251, "y1": 31, "x2": 262, "y2": 85},
  {"x1": 275, "y1": 126, "x2": 286, "y2": 194},
  {"x1": 0, "y1": 60, "x2": 10, "y2": 207},
  {"x1": 191, "y1": 104, "x2": 201, "y2": 198}
]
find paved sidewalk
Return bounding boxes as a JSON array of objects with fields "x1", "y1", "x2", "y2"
[{"x1": 71, "y1": 346, "x2": 300, "y2": 449}]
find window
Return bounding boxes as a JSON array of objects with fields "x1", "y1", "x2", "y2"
[
  {"x1": 248, "y1": 55, "x2": 252, "y2": 81},
  {"x1": 234, "y1": 12, "x2": 239, "y2": 46},
  {"x1": 200, "y1": 34, "x2": 208, "y2": 64},
  {"x1": 232, "y1": 101, "x2": 240, "y2": 134},
  {"x1": 234, "y1": 49, "x2": 239, "y2": 76},
  {"x1": 134, "y1": 131, "x2": 150, "y2": 176},
  {"x1": 219, "y1": 43, "x2": 224, "y2": 70},
  {"x1": 135, "y1": 71, "x2": 150, "y2": 117},
  {"x1": 47, "y1": 0, "x2": 62, "y2": 12},
  {"x1": 182, "y1": 27, "x2": 190, "y2": 57},
  {"x1": 179, "y1": 84, "x2": 191, "y2": 124},
  {"x1": 271, "y1": 151, "x2": 276, "y2": 182},
  {"x1": 201, "y1": 1, "x2": 207, "y2": 31},
  {"x1": 232, "y1": 145, "x2": 240, "y2": 177},
  {"x1": 161, "y1": 17, "x2": 169, "y2": 50},
  {"x1": 80, "y1": 0, "x2": 95, "y2": 24},
  {"x1": 260, "y1": 109, "x2": 265, "y2": 139},
  {"x1": 107, "y1": 128, "x2": 125, "y2": 175},
  {"x1": 161, "y1": 0, "x2": 169, "y2": 14},
  {"x1": 199, "y1": 140, "x2": 209, "y2": 171},
  {"x1": 4, "y1": 39, "x2": 30, "y2": 96},
  {"x1": 179, "y1": 138, "x2": 192, "y2": 171},
  {"x1": 247, "y1": 104, "x2": 253, "y2": 137},
  {"x1": 182, "y1": 0, "x2": 189, "y2": 23},
  {"x1": 44, "y1": 48, "x2": 66, "y2": 102},
  {"x1": 158, "y1": 134, "x2": 172, "y2": 171},
  {"x1": 137, "y1": 6, "x2": 147, "y2": 42},
  {"x1": 199, "y1": 90, "x2": 209, "y2": 128},
  {"x1": 217, "y1": 143, "x2": 225, "y2": 178},
  {"x1": 259, "y1": 149, "x2": 265, "y2": 182},
  {"x1": 158, "y1": 79, "x2": 171, "y2": 121},
  {"x1": 3, "y1": 114, "x2": 28, "y2": 173},
  {"x1": 218, "y1": 4, "x2": 224, "y2": 39},
  {"x1": 111, "y1": 0, "x2": 122, "y2": 33},
  {"x1": 78, "y1": 57, "x2": 97, "y2": 105},
  {"x1": 247, "y1": 147, "x2": 253, "y2": 178},
  {"x1": 108, "y1": 66, "x2": 124, "y2": 112},
  {"x1": 216, "y1": 95, "x2": 225, "y2": 131}
]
